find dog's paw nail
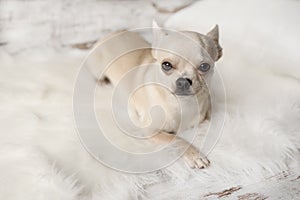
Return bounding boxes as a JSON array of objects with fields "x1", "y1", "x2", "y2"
[
  {"x1": 195, "y1": 158, "x2": 209, "y2": 169},
  {"x1": 202, "y1": 158, "x2": 210, "y2": 166}
]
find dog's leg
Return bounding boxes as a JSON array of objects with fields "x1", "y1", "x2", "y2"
[{"x1": 150, "y1": 132, "x2": 210, "y2": 169}]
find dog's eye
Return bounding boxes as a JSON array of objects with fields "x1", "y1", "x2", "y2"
[
  {"x1": 161, "y1": 61, "x2": 173, "y2": 71},
  {"x1": 198, "y1": 63, "x2": 210, "y2": 72}
]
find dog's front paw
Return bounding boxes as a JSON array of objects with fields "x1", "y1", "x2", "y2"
[{"x1": 183, "y1": 146, "x2": 210, "y2": 169}]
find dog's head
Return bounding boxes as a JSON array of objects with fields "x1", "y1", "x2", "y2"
[{"x1": 151, "y1": 22, "x2": 222, "y2": 97}]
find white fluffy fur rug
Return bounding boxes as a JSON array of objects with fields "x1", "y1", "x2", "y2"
[{"x1": 1, "y1": 0, "x2": 300, "y2": 199}]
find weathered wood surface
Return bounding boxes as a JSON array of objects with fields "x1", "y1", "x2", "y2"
[
  {"x1": 146, "y1": 168, "x2": 300, "y2": 199},
  {"x1": 202, "y1": 170, "x2": 300, "y2": 200},
  {"x1": 0, "y1": 0, "x2": 196, "y2": 53}
]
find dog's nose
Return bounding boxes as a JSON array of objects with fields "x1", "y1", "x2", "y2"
[{"x1": 176, "y1": 78, "x2": 192, "y2": 91}]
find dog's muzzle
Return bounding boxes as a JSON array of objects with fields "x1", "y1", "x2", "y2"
[{"x1": 175, "y1": 77, "x2": 193, "y2": 96}]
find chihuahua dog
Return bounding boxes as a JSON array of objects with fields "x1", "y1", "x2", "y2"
[{"x1": 87, "y1": 22, "x2": 222, "y2": 169}]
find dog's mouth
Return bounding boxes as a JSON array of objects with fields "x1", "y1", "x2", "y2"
[
  {"x1": 173, "y1": 85, "x2": 203, "y2": 97},
  {"x1": 174, "y1": 88, "x2": 202, "y2": 97},
  {"x1": 174, "y1": 90, "x2": 195, "y2": 97}
]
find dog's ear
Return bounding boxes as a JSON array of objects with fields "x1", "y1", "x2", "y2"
[
  {"x1": 152, "y1": 20, "x2": 165, "y2": 58},
  {"x1": 152, "y1": 20, "x2": 160, "y2": 30},
  {"x1": 206, "y1": 25, "x2": 222, "y2": 61},
  {"x1": 152, "y1": 20, "x2": 163, "y2": 47},
  {"x1": 207, "y1": 25, "x2": 219, "y2": 44}
]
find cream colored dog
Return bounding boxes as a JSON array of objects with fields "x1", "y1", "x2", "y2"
[{"x1": 87, "y1": 22, "x2": 222, "y2": 169}]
